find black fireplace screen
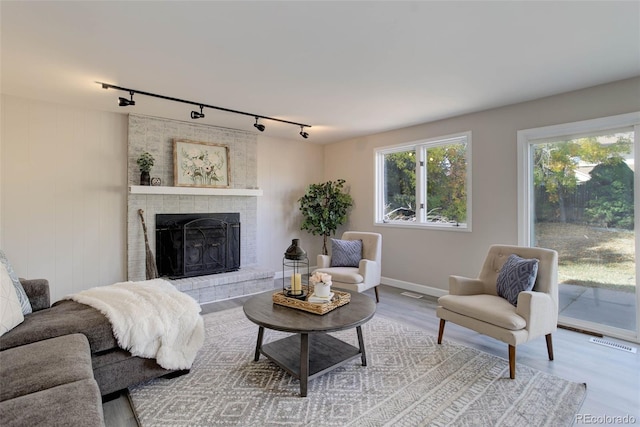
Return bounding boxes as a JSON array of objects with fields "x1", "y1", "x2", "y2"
[{"x1": 155, "y1": 213, "x2": 240, "y2": 279}]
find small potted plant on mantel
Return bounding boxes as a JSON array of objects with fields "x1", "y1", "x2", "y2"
[{"x1": 136, "y1": 152, "x2": 155, "y2": 186}]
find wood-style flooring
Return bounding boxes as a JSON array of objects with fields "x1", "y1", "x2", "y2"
[{"x1": 103, "y1": 285, "x2": 640, "y2": 426}]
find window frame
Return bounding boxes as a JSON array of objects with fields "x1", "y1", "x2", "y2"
[
  {"x1": 374, "y1": 131, "x2": 472, "y2": 231},
  {"x1": 517, "y1": 111, "x2": 640, "y2": 343}
]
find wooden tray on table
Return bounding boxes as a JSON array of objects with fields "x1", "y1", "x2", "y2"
[{"x1": 272, "y1": 287, "x2": 351, "y2": 315}]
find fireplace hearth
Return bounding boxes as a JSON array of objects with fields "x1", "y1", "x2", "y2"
[{"x1": 156, "y1": 213, "x2": 240, "y2": 279}]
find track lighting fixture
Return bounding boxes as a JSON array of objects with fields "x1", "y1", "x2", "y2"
[
  {"x1": 191, "y1": 105, "x2": 205, "y2": 120},
  {"x1": 118, "y1": 91, "x2": 135, "y2": 107},
  {"x1": 98, "y1": 82, "x2": 311, "y2": 138},
  {"x1": 253, "y1": 117, "x2": 265, "y2": 132},
  {"x1": 299, "y1": 126, "x2": 309, "y2": 139}
]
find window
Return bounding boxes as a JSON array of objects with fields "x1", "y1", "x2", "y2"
[
  {"x1": 375, "y1": 131, "x2": 471, "y2": 230},
  {"x1": 518, "y1": 112, "x2": 639, "y2": 342}
]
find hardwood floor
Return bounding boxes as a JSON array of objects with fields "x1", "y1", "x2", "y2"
[{"x1": 103, "y1": 285, "x2": 640, "y2": 426}]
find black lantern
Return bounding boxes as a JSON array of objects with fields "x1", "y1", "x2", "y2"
[{"x1": 283, "y1": 239, "x2": 309, "y2": 300}]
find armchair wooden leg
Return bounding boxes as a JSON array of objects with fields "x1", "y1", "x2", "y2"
[
  {"x1": 546, "y1": 333, "x2": 554, "y2": 361},
  {"x1": 374, "y1": 286, "x2": 380, "y2": 303},
  {"x1": 508, "y1": 345, "x2": 516, "y2": 379},
  {"x1": 437, "y1": 319, "x2": 446, "y2": 344}
]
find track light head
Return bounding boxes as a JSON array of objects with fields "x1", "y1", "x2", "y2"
[
  {"x1": 191, "y1": 105, "x2": 205, "y2": 119},
  {"x1": 118, "y1": 91, "x2": 135, "y2": 107},
  {"x1": 300, "y1": 126, "x2": 309, "y2": 139},
  {"x1": 253, "y1": 117, "x2": 265, "y2": 132}
]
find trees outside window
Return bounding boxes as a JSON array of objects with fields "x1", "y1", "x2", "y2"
[
  {"x1": 533, "y1": 133, "x2": 633, "y2": 229},
  {"x1": 375, "y1": 132, "x2": 471, "y2": 230}
]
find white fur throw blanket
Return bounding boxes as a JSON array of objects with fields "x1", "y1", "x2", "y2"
[{"x1": 66, "y1": 279, "x2": 204, "y2": 370}]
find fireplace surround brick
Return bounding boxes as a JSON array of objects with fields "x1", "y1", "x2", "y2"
[
  {"x1": 171, "y1": 266, "x2": 276, "y2": 304},
  {"x1": 127, "y1": 114, "x2": 273, "y2": 301}
]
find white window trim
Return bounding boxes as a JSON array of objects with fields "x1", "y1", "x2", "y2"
[{"x1": 374, "y1": 131, "x2": 472, "y2": 231}]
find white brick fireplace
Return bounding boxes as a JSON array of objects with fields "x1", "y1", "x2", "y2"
[{"x1": 126, "y1": 114, "x2": 274, "y2": 302}]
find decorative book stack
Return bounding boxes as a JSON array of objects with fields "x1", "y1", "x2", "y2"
[{"x1": 308, "y1": 292, "x2": 334, "y2": 304}]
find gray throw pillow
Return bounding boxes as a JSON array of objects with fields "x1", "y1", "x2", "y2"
[
  {"x1": 0, "y1": 250, "x2": 32, "y2": 315},
  {"x1": 330, "y1": 239, "x2": 362, "y2": 267},
  {"x1": 496, "y1": 254, "x2": 539, "y2": 306}
]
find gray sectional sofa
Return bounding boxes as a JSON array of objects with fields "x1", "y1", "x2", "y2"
[
  {"x1": 0, "y1": 334, "x2": 104, "y2": 426},
  {"x1": 0, "y1": 278, "x2": 183, "y2": 426}
]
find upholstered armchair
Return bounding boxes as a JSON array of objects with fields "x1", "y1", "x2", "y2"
[
  {"x1": 314, "y1": 231, "x2": 382, "y2": 303},
  {"x1": 436, "y1": 244, "x2": 558, "y2": 379}
]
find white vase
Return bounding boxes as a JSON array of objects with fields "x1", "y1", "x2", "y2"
[{"x1": 314, "y1": 281, "x2": 332, "y2": 298}]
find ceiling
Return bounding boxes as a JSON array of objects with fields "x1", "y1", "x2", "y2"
[{"x1": 2, "y1": 1, "x2": 639, "y2": 144}]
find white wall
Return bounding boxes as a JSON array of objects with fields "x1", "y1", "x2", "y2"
[
  {"x1": 324, "y1": 76, "x2": 640, "y2": 296},
  {"x1": 1, "y1": 95, "x2": 128, "y2": 302},
  {"x1": 256, "y1": 134, "x2": 324, "y2": 276},
  {"x1": 0, "y1": 95, "x2": 325, "y2": 301}
]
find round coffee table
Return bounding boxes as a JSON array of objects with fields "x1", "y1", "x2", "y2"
[{"x1": 243, "y1": 290, "x2": 376, "y2": 397}]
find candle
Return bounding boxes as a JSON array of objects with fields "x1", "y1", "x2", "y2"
[{"x1": 290, "y1": 273, "x2": 302, "y2": 294}]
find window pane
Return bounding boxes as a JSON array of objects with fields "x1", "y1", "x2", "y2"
[
  {"x1": 532, "y1": 131, "x2": 636, "y2": 332},
  {"x1": 383, "y1": 151, "x2": 416, "y2": 221},
  {"x1": 425, "y1": 142, "x2": 467, "y2": 224}
]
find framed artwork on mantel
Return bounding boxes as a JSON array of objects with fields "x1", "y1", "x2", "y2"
[{"x1": 173, "y1": 139, "x2": 230, "y2": 188}]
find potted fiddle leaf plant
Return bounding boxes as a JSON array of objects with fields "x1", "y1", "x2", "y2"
[
  {"x1": 136, "y1": 152, "x2": 155, "y2": 186},
  {"x1": 298, "y1": 179, "x2": 353, "y2": 255}
]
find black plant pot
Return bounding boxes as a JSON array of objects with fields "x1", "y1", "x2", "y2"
[{"x1": 140, "y1": 171, "x2": 151, "y2": 186}]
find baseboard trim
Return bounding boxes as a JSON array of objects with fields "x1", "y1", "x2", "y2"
[
  {"x1": 275, "y1": 270, "x2": 448, "y2": 300},
  {"x1": 558, "y1": 324, "x2": 604, "y2": 337},
  {"x1": 381, "y1": 277, "x2": 448, "y2": 299}
]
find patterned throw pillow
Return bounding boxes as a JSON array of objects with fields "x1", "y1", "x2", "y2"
[
  {"x1": 1, "y1": 262, "x2": 25, "y2": 336},
  {"x1": 0, "y1": 250, "x2": 32, "y2": 315},
  {"x1": 496, "y1": 254, "x2": 539, "y2": 306},
  {"x1": 330, "y1": 239, "x2": 363, "y2": 267}
]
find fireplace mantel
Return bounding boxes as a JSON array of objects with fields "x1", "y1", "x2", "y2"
[{"x1": 129, "y1": 185, "x2": 263, "y2": 197}]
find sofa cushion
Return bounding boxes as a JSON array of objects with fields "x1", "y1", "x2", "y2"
[
  {"x1": 19, "y1": 279, "x2": 50, "y2": 312},
  {"x1": 438, "y1": 294, "x2": 527, "y2": 330},
  {"x1": 0, "y1": 300, "x2": 117, "y2": 353},
  {"x1": 92, "y1": 348, "x2": 174, "y2": 396},
  {"x1": 0, "y1": 250, "x2": 32, "y2": 315},
  {"x1": 1, "y1": 263, "x2": 24, "y2": 337},
  {"x1": 315, "y1": 266, "x2": 363, "y2": 284},
  {"x1": 0, "y1": 333, "x2": 93, "y2": 401},
  {"x1": 330, "y1": 239, "x2": 362, "y2": 267},
  {"x1": 496, "y1": 254, "x2": 539, "y2": 306},
  {"x1": 0, "y1": 379, "x2": 104, "y2": 427}
]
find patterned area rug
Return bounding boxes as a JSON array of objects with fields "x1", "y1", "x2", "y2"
[{"x1": 129, "y1": 307, "x2": 586, "y2": 426}]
